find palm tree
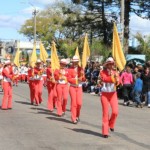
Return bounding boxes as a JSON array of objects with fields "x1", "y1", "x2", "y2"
[{"x1": 134, "y1": 33, "x2": 150, "y2": 60}]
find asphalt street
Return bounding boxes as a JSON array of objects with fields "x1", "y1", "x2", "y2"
[{"x1": 0, "y1": 83, "x2": 150, "y2": 150}]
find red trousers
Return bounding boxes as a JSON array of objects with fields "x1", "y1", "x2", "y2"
[
  {"x1": 47, "y1": 82, "x2": 57, "y2": 111},
  {"x1": 34, "y1": 80, "x2": 43, "y2": 105},
  {"x1": 101, "y1": 92, "x2": 118, "y2": 135},
  {"x1": 29, "y1": 80, "x2": 35, "y2": 103},
  {"x1": 42, "y1": 76, "x2": 47, "y2": 85},
  {"x1": 56, "y1": 84, "x2": 69, "y2": 116},
  {"x1": 1, "y1": 82, "x2": 12, "y2": 109},
  {"x1": 21, "y1": 74, "x2": 26, "y2": 81},
  {"x1": 69, "y1": 86, "x2": 82, "y2": 122},
  {"x1": 13, "y1": 77, "x2": 18, "y2": 85}
]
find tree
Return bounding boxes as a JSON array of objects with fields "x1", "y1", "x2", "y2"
[
  {"x1": 134, "y1": 33, "x2": 150, "y2": 60},
  {"x1": 72, "y1": 0, "x2": 150, "y2": 54},
  {"x1": 68, "y1": 0, "x2": 116, "y2": 45}
]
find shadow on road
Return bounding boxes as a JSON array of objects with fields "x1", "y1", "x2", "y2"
[
  {"x1": 47, "y1": 116, "x2": 71, "y2": 124},
  {"x1": 15, "y1": 101, "x2": 31, "y2": 105},
  {"x1": 115, "y1": 132, "x2": 150, "y2": 150},
  {"x1": 30, "y1": 107, "x2": 58, "y2": 117},
  {"x1": 66, "y1": 128, "x2": 103, "y2": 138}
]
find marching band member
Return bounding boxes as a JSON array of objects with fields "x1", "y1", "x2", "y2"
[
  {"x1": 1, "y1": 60, "x2": 14, "y2": 110},
  {"x1": 12, "y1": 64, "x2": 19, "y2": 86},
  {"x1": 0, "y1": 62, "x2": 3, "y2": 91},
  {"x1": 33, "y1": 59, "x2": 43, "y2": 105},
  {"x1": 28, "y1": 62, "x2": 35, "y2": 105},
  {"x1": 46, "y1": 59, "x2": 57, "y2": 112},
  {"x1": 55, "y1": 59, "x2": 69, "y2": 116},
  {"x1": 20, "y1": 63, "x2": 26, "y2": 82},
  {"x1": 42, "y1": 63, "x2": 47, "y2": 86},
  {"x1": 68, "y1": 56, "x2": 86, "y2": 124},
  {"x1": 100, "y1": 57, "x2": 120, "y2": 138}
]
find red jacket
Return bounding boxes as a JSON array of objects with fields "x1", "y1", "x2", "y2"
[
  {"x1": 55, "y1": 68, "x2": 68, "y2": 82},
  {"x1": 100, "y1": 69, "x2": 120, "y2": 84},
  {"x1": 68, "y1": 66, "x2": 86, "y2": 85},
  {"x1": 2, "y1": 66, "x2": 13, "y2": 81}
]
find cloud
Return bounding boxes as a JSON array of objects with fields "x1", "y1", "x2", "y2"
[
  {"x1": 30, "y1": 0, "x2": 70, "y2": 5},
  {"x1": 130, "y1": 15, "x2": 150, "y2": 35},
  {"x1": 22, "y1": 6, "x2": 42, "y2": 14},
  {"x1": 0, "y1": 14, "x2": 27, "y2": 29}
]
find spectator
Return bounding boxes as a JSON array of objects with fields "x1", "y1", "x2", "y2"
[
  {"x1": 132, "y1": 72, "x2": 143, "y2": 108},
  {"x1": 141, "y1": 66, "x2": 150, "y2": 107},
  {"x1": 120, "y1": 65, "x2": 134, "y2": 106}
]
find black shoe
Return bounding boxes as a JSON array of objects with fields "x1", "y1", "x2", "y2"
[
  {"x1": 110, "y1": 128, "x2": 114, "y2": 132},
  {"x1": 103, "y1": 135, "x2": 108, "y2": 138}
]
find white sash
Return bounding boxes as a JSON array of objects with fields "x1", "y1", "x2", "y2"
[{"x1": 101, "y1": 82, "x2": 116, "y2": 92}]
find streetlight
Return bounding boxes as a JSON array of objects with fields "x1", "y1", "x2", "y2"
[{"x1": 21, "y1": 0, "x2": 39, "y2": 44}]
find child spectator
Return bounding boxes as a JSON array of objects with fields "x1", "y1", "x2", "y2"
[{"x1": 132, "y1": 72, "x2": 143, "y2": 108}]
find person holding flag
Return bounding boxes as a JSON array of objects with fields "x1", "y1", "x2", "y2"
[
  {"x1": 46, "y1": 41, "x2": 59, "y2": 112},
  {"x1": 100, "y1": 57, "x2": 120, "y2": 138},
  {"x1": 68, "y1": 55, "x2": 86, "y2": 124},
  {"x1": 46, "y1": 59, "x2": 57, "y2": 112},
  {"x1": 27, "y1": 62, "x2": 35, "y2": 105},
  {"x1": 55, "y1": 59, "x2": 69, "y2": 116},
  {"x1": 33, "y1": 59, "x2": 44, "y2": 105},
  {"x1": 99, "y1": 23, "x2": 125, "y2": 138},
  {"x1": 1, "y1": 60, "x2": 14, "y2": 110}
]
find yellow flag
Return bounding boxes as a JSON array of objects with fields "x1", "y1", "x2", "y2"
[
  {"x1": 51, "y1": 41, "x2": 60, "y2": 71},
  {"x1": 30, "y1": 42, "x2": 37, "y2": 67},
  {"x1": 112, "y1": 23, "x2": 126, "y2": 71},
  {"x1": 40, "y1": 41, "x2": 48, "y2": 63},
  {"x1": 75, "y1": 46, "x2": 81, "y2": 67},
  {"x1": 82, "y1": 34, "x2": 90, "y2": 69},
  {"x1": 13, "y1": 41, "x2": 20, "y2": 67}
]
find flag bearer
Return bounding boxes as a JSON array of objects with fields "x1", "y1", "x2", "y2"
[
  {"x1": 1, "y1": 60, "x2": 13, "y2": 110},
  {"x1": 28, "y1": 62, "x2": 35, "y2": 105},
  {"x1": 33, "y1": 59, "x2": 43, "y2": 105},
  {"x1": 46, "y1": 59, "x2": 57, "y2": 112},
  {"x1": 100, "y1": 57, "x2": 120, "y2": 138},
  {"x1": 55, "y1": 59, "x2": 69, "y2": 116},
  {"x1": 68, "y1": 55, "x2": 86, "y2": 124}
]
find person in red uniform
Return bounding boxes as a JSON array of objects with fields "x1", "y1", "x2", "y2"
[
  {"x1": 27, "y1": 62, "x2": 35, "y2": 105},
  {"x1": 55, "y1": 59, "x2": 69, "y2": 116},
  {"x1": 46, "y1": 59, "x2": 57, "y2": 112},
  {"x1": 1, "y1": 60, "x2": 14, "y2": 110},
  {"x1": 100, "y1": 57, "x2": 120, "y2": 138},
  {"x1": 68, "y1": 55, "x2": 86, "y2": 124},
  {"x1": 33, "y1": 59, "x2": 43, "y2": 105},
  {"x1": 12, "y1": 64, "x2": 19, "y2": 86}
]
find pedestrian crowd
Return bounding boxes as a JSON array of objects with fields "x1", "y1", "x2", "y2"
[{"x1": 83, "y1": 60, "x2": 150, "y2": 108}]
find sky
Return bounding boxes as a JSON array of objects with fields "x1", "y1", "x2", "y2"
[{"x1": 0, "y1": 0, "x2": 150, "y2": 41}]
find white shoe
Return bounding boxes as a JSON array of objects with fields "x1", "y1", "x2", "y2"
[
  {"x1": 148, "y1": 104, "x2": 150, "y2": 108},
  {"x1": 124, "y1": 102, "x2": 127, "y2": 106}
]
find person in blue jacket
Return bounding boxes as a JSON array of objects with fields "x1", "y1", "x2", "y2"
[{"x1": 132, "y1": 72, "x2": 143, "y2": 108}]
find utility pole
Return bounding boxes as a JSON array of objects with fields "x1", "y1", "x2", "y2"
[
  {"x1": 121, "y1": 0, "x2": 125, "y2": 50},
  {"x1": 32, "y1": 9, "x2": 38, "y2": 45}
]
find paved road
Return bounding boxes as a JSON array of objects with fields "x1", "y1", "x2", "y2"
[{"x1": 0, "y1": 83, "x2": 150, "y2": 150}]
